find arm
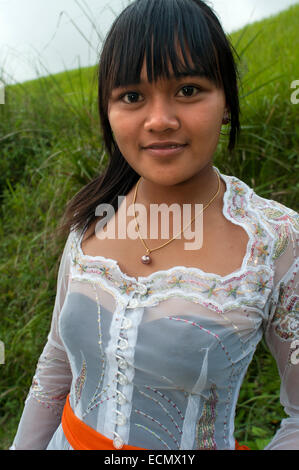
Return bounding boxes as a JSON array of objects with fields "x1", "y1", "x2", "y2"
[
  {"x1": 10, "y1": 232, "x2": 74, "y2": 450},
  {"x1": 264, "y1": 224, "x2": 299, "y2": 450}
]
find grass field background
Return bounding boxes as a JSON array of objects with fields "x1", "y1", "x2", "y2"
[{"x1": 0, "y1": 4, "x2": 298, "y2": 450}]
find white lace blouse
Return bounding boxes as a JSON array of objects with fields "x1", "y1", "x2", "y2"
[{"x1": 11, "y1": 167, "x2": 299, "y2": 450}]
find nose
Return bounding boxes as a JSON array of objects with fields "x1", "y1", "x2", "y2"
[{"x1": 143, "y1": 97, "x2": 180, "y2": 133}]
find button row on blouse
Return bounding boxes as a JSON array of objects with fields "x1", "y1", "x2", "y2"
[
  {"x1": 112, "y1": 308, "x2": 135, "y2": 449},
  {"x1": 112, "y1": 406, "x2": 127, "y2": 448}
]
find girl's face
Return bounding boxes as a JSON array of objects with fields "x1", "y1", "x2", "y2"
[{"x1": 107, "y1": 58, "x2": 226, "y2": 187}]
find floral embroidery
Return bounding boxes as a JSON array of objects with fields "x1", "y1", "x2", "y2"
[
  {"x1": 30, "y1": 373, "x2": 68, "y2": 417},
  {"x1": 289, "y1": 340, "x2": 299, "y2": 366},
  {"x1": 167, "y1": 275, "x2": 185, "y2": 288},
  {"x1": 75, "y1": 357, "x2": 87, "y2": 406},
  {"x1": 201, "y1": 282, "x2": 218, "y2": 299},
  {"x1": 196, "y1": 383, "x2": 218, "y2": 450},
  {"x1": 262, "y1": 208, "x2": 285, "y2": 220},
  {"x1": 31, "y1": 377, "x2": 42, "y2": 393},
  {"x1": 233, "y1": 207, "x2": 247, "y2": 218},
  {"x1": 272, "y1": 283, "x2": 299, "y2": 341},
  {"x1": 71, "y1": 243, "x2": 136, "y2": 295},
  {"x1": 273, "y1": 304, "x2": 299, "y2": 341},
  {"x1": 231, "y1": 182, "x2": 246, "y2": 195},
  {"x1": 224, "y1": 284, "x2": 240, "y2": 299},
  {"x1": 254, "y1": 222, "x2": 266, "y2": 237},
  {"x1": 99, "y1": 266, "x2": 111, "y2": 278},
  {"x1": 78, "y1": 264, "x2": 87, "y2": 274},
  {"x1": 262, "y1": 207, "x2": 299, "y2": 232},
  {"x1": 119, "y1": 281, "x2": 135, "y2": 295},
  {"x1": 254, "y1": 276, "x2": 270, "y2": 294},
  {"x1": 256, "y1": 242, "x2": 269, "y2": 260},
  {"x1": 72, "y1": 254, "x2": 80, "y2": 267},
  {"x1": 273, "y1": 224, "x2": 290, "y2": 260}
]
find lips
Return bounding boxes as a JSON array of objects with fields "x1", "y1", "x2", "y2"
[
  {"x1": 143, "y1": 142, "x2": 187, "y2": 149},
  {"x1": 142, "y1": 142, "x2": 187, "y2": 158}
]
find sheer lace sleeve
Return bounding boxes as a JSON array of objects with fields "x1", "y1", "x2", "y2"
[
  {"x1": 10, "y1": 232, "x2": 74, "y2": 450},
  {"x1": 264, "y1": 219, "x2": 299, "y2": 450}
]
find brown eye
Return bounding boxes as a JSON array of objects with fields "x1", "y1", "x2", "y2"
[
  {"x1": 178, "y1": 86, "x2": 200, "y2": 97},
  {"x1": 121, "y1": 92, "x2": 142, "y2": 104}
]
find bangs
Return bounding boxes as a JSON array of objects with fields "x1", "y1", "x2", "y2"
[{"x1": 104, "y1": 0, "x2": 223, "y2": 91}]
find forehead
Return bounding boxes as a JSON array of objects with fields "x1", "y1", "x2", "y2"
[{"x1": 115, "y1": 42, "x2": 217, "y2": 89}]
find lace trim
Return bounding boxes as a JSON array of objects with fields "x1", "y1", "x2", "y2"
[{"x1": 69, "y1": 169, "x2": 296, "y2": 310}]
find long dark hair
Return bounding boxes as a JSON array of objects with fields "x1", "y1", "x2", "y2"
[{"x1": 57, "y1": 0, "x2": 241, "y2": 242}]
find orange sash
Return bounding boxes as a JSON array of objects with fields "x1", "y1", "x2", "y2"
[
  {"x1": 61, "y1": 394, "x2": 250, "y2": 450},
  {"x1": 61, "y1": 394, "x2": 145, "y2": 450}
]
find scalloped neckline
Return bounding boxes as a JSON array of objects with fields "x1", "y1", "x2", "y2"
[{"x1": 75, "y1": 167, "x2": 254, "y2": 284}]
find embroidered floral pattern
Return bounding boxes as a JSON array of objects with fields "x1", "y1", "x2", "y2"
[
  {"x1": 273, "y1": 224, "x2": 290, "y2": 260},
  {"x1": 272, "y1": 283, "x2": 299, "y2": 341},
  {"x1": 256, "y1": 243, "x2": 270, "y2": 260},
  {"x1": 75, "y1": 358, "x2": 87, "y2": 406},
  {"x1": 196, "y1": 383, "x2": 218, "y2": 450},
  {"x1": 261, "y1": 205, "x2": 299, "y2": 232}
]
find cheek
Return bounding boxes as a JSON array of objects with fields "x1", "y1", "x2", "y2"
[
  {"x1": 190, "y1": 100, "x2": 225, "y2": 136},
  {"x1": 108, "y1": 109, "x2": 137, "y2": 145}
]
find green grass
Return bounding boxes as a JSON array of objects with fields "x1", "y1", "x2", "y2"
[{"x1": 0, "y1": 3, "x2": 298, "y2": 450}]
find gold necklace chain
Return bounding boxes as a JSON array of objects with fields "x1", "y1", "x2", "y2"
[{"x1": 133, "y1": 169, "x2": 221, "y2": 264}]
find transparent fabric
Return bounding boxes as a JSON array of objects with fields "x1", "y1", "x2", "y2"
[{"x1": 11, "y1": 168, "x2": 299, "y2": 450}]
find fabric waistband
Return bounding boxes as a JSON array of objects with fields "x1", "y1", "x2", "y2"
[
  {"x1": 61, "y1": 394, "x2": 250, "y2": 450},
  {"x1": 61, "y1": 394, "x2": 145, "y2": 450}
]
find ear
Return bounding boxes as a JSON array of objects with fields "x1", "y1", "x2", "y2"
[{"x1": 222, "y1": 108, "x2": 231, "y2": 125}]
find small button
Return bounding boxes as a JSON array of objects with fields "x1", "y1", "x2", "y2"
[
  {"x1": 122, "y1": 317, "x2": 132, "y2": 330},
  {"x1": 117, "y1": 396, "x2": 126, "y2": 405},
  {"x1": 136, "y1": 283, "x2": 147, "y2": 295},
  {"x1": 117, "y1": 372, "x2": 128, "y2": 386},
  {"x1": 113, "y1": 437, "x2": 124, "y2": 449},
  {"x1": 118, "y1": 338, "x2": 128, "y2": 350},
  {"x1": 118, "y1": 358, "x2": 128, "y2": 369},
  {"x1": 116, "y1": 414, "x2": 127, "y2": 426},
  {"x1": 128, "y1": 298, "x2": 138, "y2": 308},
  {"x1": 116, "y1": 390, "x2": 127, "y2": 405}
]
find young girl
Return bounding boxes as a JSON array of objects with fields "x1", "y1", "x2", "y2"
[{"x1": 11, "y1": 0, "x2": 298, "y2": 450}]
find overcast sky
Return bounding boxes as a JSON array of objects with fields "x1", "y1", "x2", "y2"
[{"x1": 0, "y1": 0, "x2": 298, "y2": 84}]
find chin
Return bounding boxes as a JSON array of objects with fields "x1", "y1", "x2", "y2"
[{"x1": 146, "y1": 173, "x2": 192, "y2": 187}]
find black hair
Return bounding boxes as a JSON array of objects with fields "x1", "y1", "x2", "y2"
[{"x1": 58, "y1": 0, "x2": 241, "y2": 240}]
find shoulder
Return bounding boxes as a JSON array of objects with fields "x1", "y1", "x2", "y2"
[
  {"x1": 226, "y1": 173, "x2": 298, "y2": 232},
  {"x1": 250, "y1": 190, "x2": 298, "y2": 233},
  {"x1": 223, "y1": 173, "x2": 298, "y2": 264},
  {"x1": 252, "y1": 195, "x2": 299, "y2": 264}
]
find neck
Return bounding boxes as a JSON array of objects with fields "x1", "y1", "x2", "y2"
[{"x1": 133, "y1": 164, "x2": 224, "y2": 210}]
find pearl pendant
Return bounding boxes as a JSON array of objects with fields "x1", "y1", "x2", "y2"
[{"x1": 141, "y1": 254, "x2": 151, "y2": 264}]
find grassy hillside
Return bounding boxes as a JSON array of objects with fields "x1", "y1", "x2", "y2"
[{"x1": 0, "y1": 4, "x2": 298, "y2": 450}]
